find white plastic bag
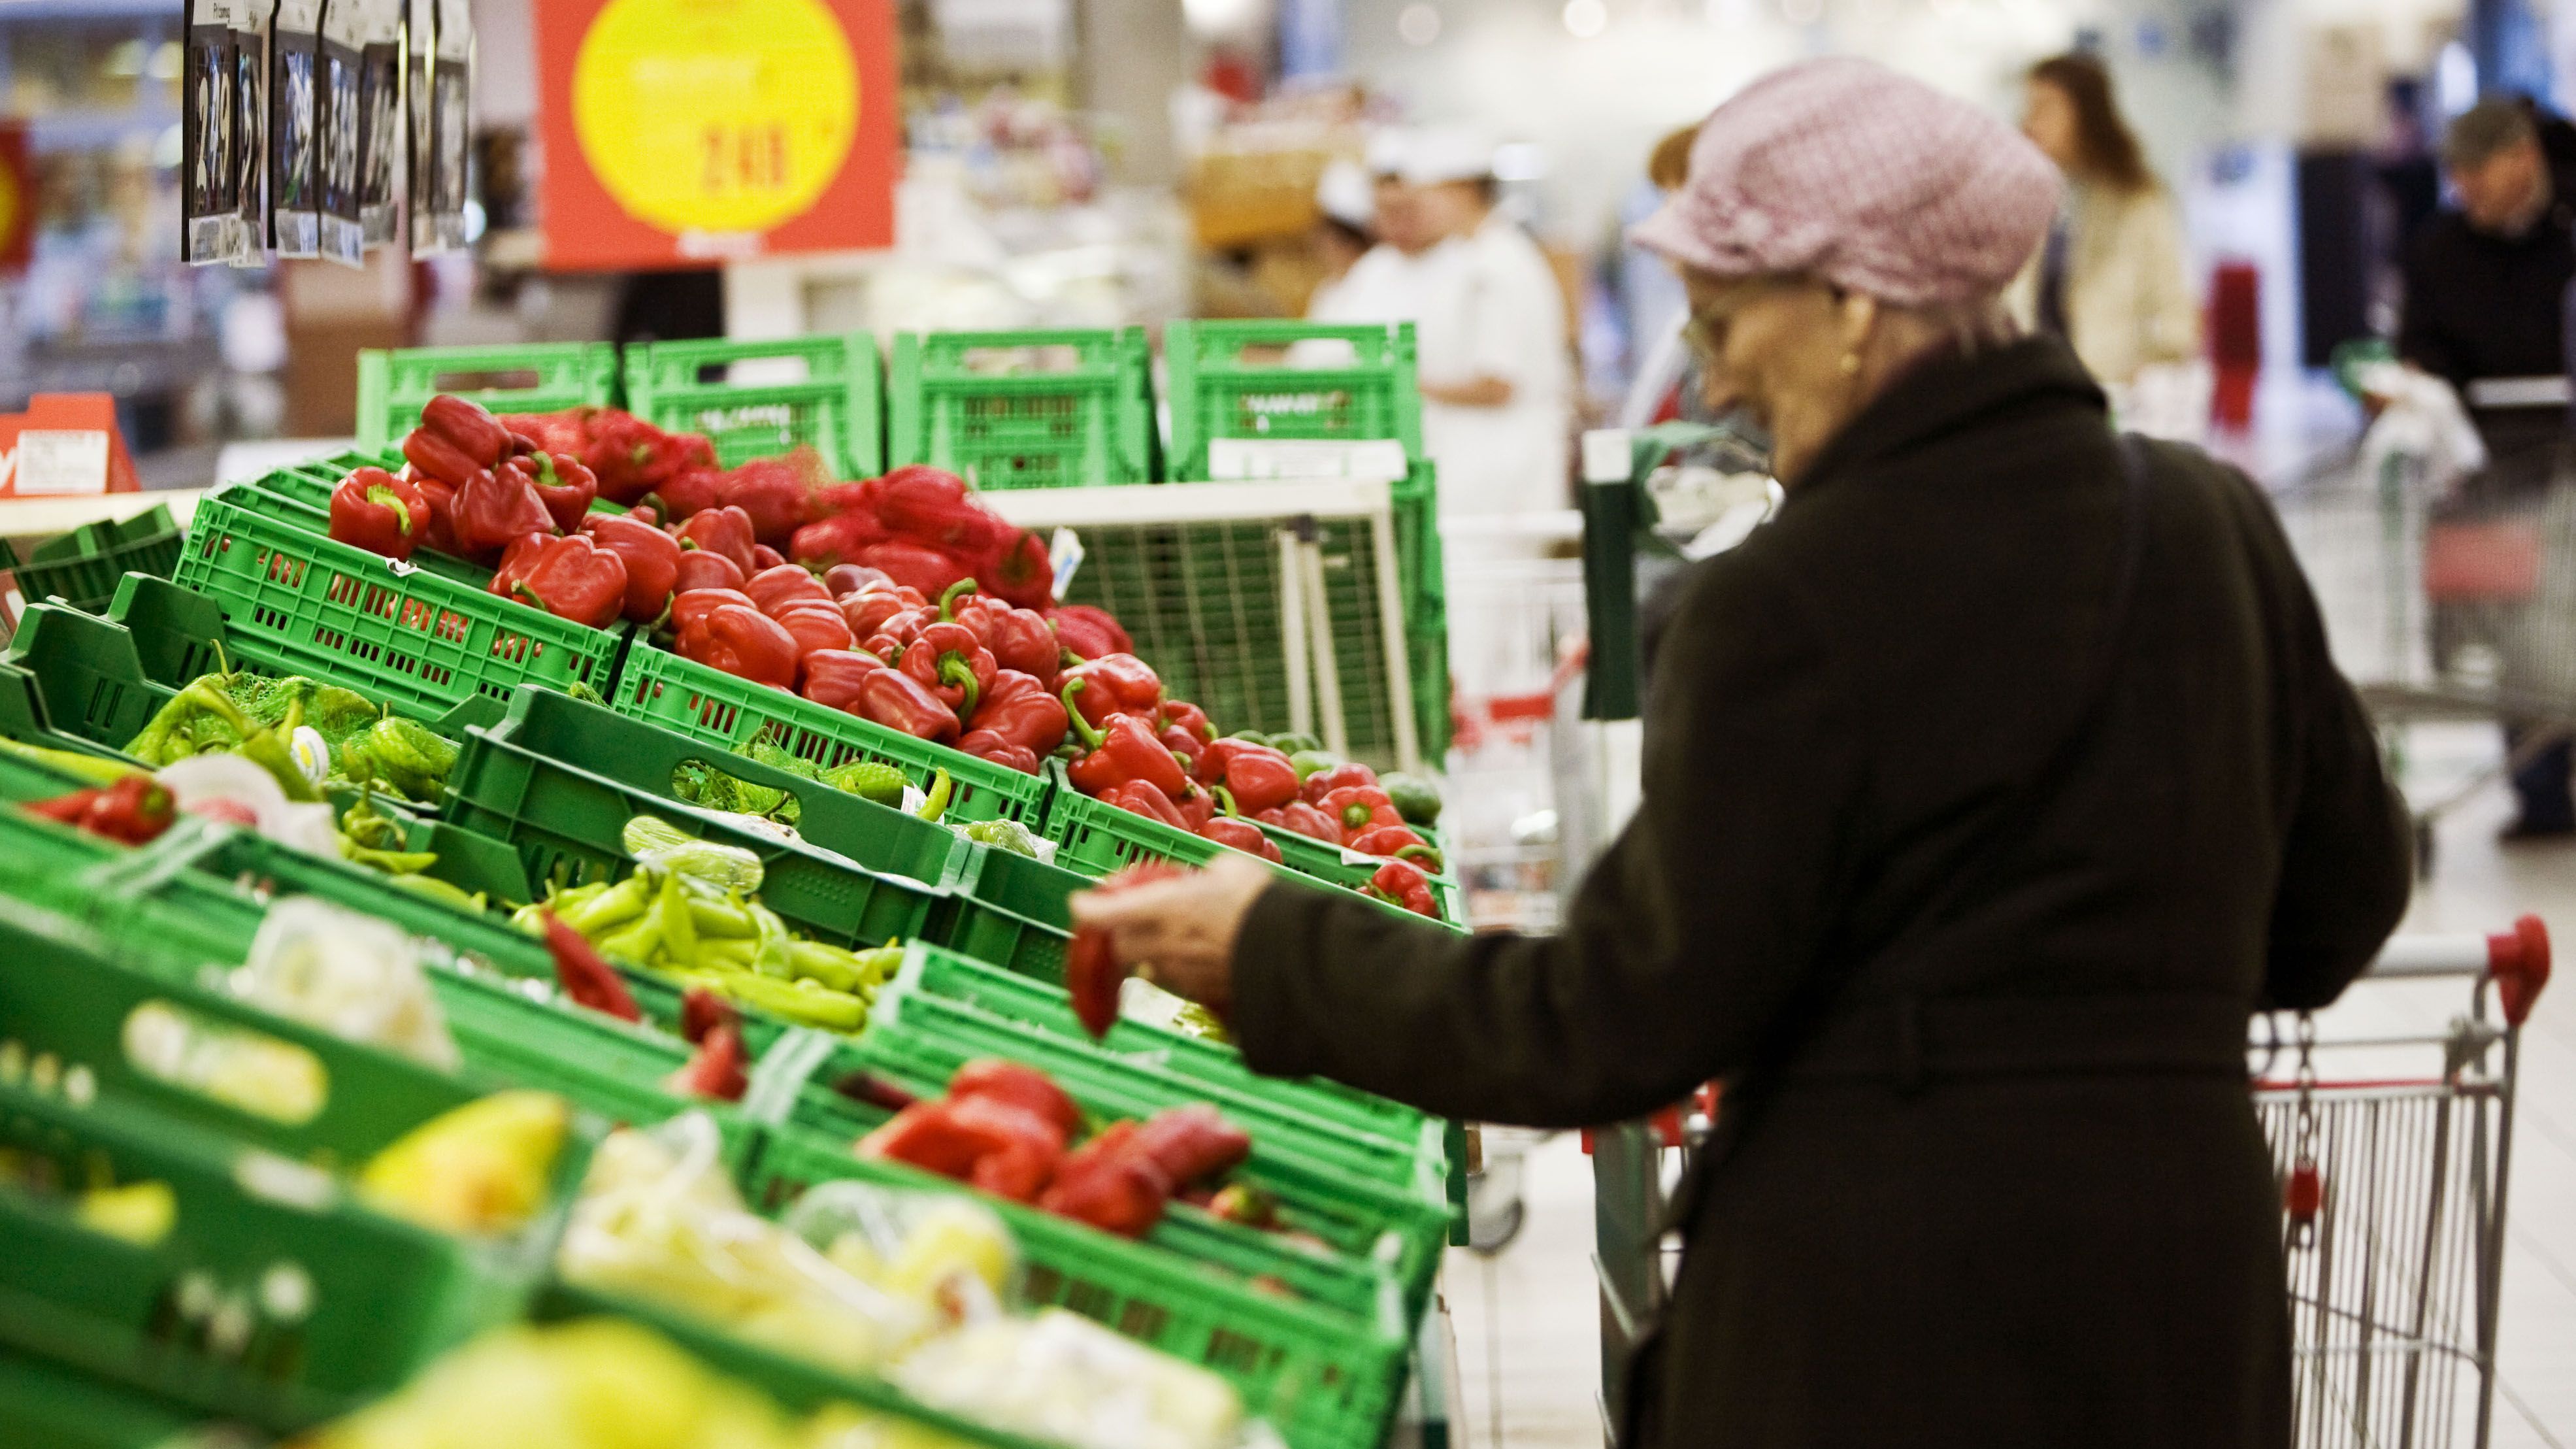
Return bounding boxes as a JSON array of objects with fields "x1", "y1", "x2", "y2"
[{"x1": 233, "y1": 895, "x2": 457, "y2": 1069}]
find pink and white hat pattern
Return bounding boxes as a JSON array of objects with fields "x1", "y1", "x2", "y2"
[{"x1": 1632, "y1": 57, "x2": 2062, "y2": 306}]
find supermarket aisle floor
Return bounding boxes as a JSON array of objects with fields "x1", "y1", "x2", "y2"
[{"x1": 1437, "y1": 727, "x2": 2575, "y2": 1448}]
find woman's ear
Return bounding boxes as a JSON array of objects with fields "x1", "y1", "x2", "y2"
[{"x1": 1839, "y1": 291, "x2": 1879, "y2": 353}]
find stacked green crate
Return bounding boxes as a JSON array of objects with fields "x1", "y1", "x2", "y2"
[
  {"x1": 623, "y1": 333, "x2": 884, "y2": 478},
  {"x1": 354, "y1": 343, "x2": 620, "y2": 454},
  {"x1": 0, "y1": 505, "x2": 185, "y2": 614},
  {"x1": 888, "y1": 328, "x2": 1155, "y2": 488}
]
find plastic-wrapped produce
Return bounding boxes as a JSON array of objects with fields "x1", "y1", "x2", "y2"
[
  {"x1": 234, "y1": 895, "x2": 459, "y2": 1069},
  {"x1": 889, "y1": 1308, "x2": 1246, "y2": 1449}
]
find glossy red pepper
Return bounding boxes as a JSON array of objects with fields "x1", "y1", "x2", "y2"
[
  {"x1": 978, "y1": 528, "x2": 1057, "y2": 612},
  {"x1": 965, "y1": 670, "x2": 1070, "y2": 756},
  {"x1": 951, "y1": 591, "x2": 1062, "y2": 691},
  {"x1": 672, "y1": 548, "x2": 748, "y2": 595},
  {"x1": 1364, "y1": 858, "x2": 1439, "y2": 918},
  {"x1": 497, "y1": 408, "x2": 590, "y2": 458},
  {"x1": 490, "y1": 533, "x2": 627, "y2": 629},
  {"x1": 450, "y1": 466, "x2": 559, "y2": 562},
  {"x1": 949, "y1": 1059, "x2": 1083, "y2": 1139},
  {"x1": 1065, "y1": 861, "x2": 1188, "y2": 1037},
  {"x1": 841, "y1": 585, "x2": 926, "y2": 642},
  {"x1": 1159, "y1": 700, "x2": 1215, "y2": 747},
  {"x1": 1172, "y1": 782, "x2": 1217, "y2": 831},
  {"x1": 669, "y1": 588, "x2": 757, "y2": 648},
  {"x1": 857, "y1": 667, "x2": 962, "y2": 742},
  {"x1": 788, "y1": 510, "x2": 892, "y2": 571},
  {"x1": 855, "y1": 540, "x2": 974, "y2": 599},
  {"x1": 405, "y1": 469, "x2": 463, "y2": 556},
  {"x1": 713, "y1": 451, "x2": 821, "y2": 547},
  {"x1": 1098, "y1": 778, "x2": 1187, "y2": 827},
  {"x1": 685, "y1": 604, "x2": 800, "y2": 689},
  {"x1": 402, "y1": 394, "x2": 510, "y2": 487},
  {"x1": 823, "y1": 563, "x2": 891, "y2": 598},
  {"x1": 1348, "y1": 824, "x2": 1442, "y2": 871},
  {"x1": 800, "y1": 648, "x2": 887, "y2": 713},
  {"x1": 1129, "y1": 1104, "x2": 1252, "y2": 1188},
  {"x1": 542, "y1": 912, "x2": 642, "y2": 1021},
  {"x1": 746, "y1": 563, "x2": 834, "y2": 615},
  {"x1": 751, "y1": 544, "x2": 787, "y2": 571},
  {"x1": 900, "y1": 620, "x2": 997, "y2": 722},
  {"x1": 1064, "y1": 680, "x2": 1192, "y2": 801},
  {"x1": 876, "y1": 466, "x2": 1006, "y2": 553},
  {"x1": 25, "y1": 774, "x2": 175, "y2": 846},
  {"x1": 653, "y1": 465, "x2": 727, "y2": 520},
  {"x1": 327, "y1": 467, "x2": 430, "y2": 560},
  {"x1": 1198, "y1": 815, "x2": 1283, "y2": 863},
  {"x1": 859, "y1": 1096, "x2": 1065, "y2": 1203},
  {"x1": 1300, "y1": 761, "x2": 1380, "y2": 803},
  {"x1": 1038, "y1": 1122, "x2": 1171, "y2": 1238},
  {"x1": 1061, "y1": 654, "x2": 1163, "y2": 729},
  {"x1": 665, "y1": 1020, "x2": 749, "y2": 1102},
  {"x1": 955, "y1": 730, "x2": 1042, "y2": 774},
  {"x1": 580, "y1": 513, "x2": 685, "y2": 624},
  {"x1": 771, "y1": 600, "x2": 857, "y2": 671},
  {"x1": 674, "y1": 505, "x2": 758, "y2": 576},
  {"x1": 1257, "y1": 801, "x2": 1346, "y2": 847},
  {"x1": 1320, "y1": 785, "x2": 1404, "y2": 835},
  {"x1": 679, "y1": 986, "x2": 735, "y2": 1046},
  {"x1": 861, "y1": 604, "x2": 936, "y2": 662},
  {"x1": 500, "y1": 449, "x2": 599, "y2": 533},
  {"x1": 570, "y1": 410, "x2": 713, "y2": 505},
  {"x1": 1046, "y1": 604, "x2": 1132, "y2": 663},
  {"x1": 1197, "y1": 739, "x2": 1301, "y2": 814}
]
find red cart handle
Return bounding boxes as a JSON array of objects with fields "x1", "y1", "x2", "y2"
[{"x1": 2489, "y1": 914, "x2": 2551, "y2": 1027}]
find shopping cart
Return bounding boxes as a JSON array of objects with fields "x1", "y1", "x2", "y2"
[
  {"x1": 1585, "y1": 918, "x2": 2554, "y2": 1446},
  {"x1": 2259, "y1": 917, "x2": 2552, "y2": 1449}
]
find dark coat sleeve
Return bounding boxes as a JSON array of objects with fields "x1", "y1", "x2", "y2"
[
  {"x1": 2395, "y1": 228, "x2": 2463, "y2": 387},
  {"x1": 1227, "y1": 551, "x2": 1865, "y2": 1128},
  {"x1": 2250, "y1": 490, "x2": 2415, "y2": 1010}
]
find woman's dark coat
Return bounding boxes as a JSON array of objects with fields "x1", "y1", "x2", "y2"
[{"x1": 1229, "y1": 338, "x2": 2413, "y2": 1446}]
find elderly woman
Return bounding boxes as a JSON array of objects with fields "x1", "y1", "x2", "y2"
[{"x1": 1077, "y1": 58, "x2": 2411, "y2": 1448}]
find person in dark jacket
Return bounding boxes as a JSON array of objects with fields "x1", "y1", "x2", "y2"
[
  {"x1": 1076, "y1": 58, "x2": 2413, "y2": 1449},
  {"x1": 2399, "y1": 95, "x2": 2576, "y2": 837}
]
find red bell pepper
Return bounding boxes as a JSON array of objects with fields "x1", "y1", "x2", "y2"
[
  {"x1": 564, "y1": 409, "x2": 713, "y2": 505},
  {"x1": 1099, "y1": 778, "x2": 1187, "y2": 827},
  {"x1": 669, "y1": 587, "x2": 757, "y2": 646},
  {"x1": 859, "y1": 1096, "x2": 1065, "y2": 1203},
  {"x1": 653, "y1": 465, "x2": 727, "y2": 520},
  {"x1": 1039, "y1": 1122, "x2": 1172, "y2": 1238},
  {"x1": 1172, "y1": 782, "x2": 1217, "y2": 832},
  {"x1": 789, "y1": 510, "x2": 892, "y2": 571},
  {"x1": 680, "y1": 986, "x2": 735, "y2": 1046},
  {"x1": 672, "y1": 549, "x2": 748, "y2": 595},
  {"x1": 957, "y1": 597, "x2": 1062, "y2": 690},
  {"x1": 1196, "y1": 739, "x2": 1302, "y2": 815},
  {"x1": 450, "y1": 467, "x2": 559, "y2": 562},
  {"x1": 542, "y1": 912, "x2": 642, "y2": 1021},
  {"x1": 1349, "y1": 824, "x2": 1442, "y2": 871},
  {"x1": 1046, "y1": 604, "x2": 1132, "y2": 662},
  {"x1": 840, "y1": 584, "x2": 925, "y2": 642},
  {"x1": 1160, "y1": 723, "x2": 1207, "y2": 768},
  {"x1": 745, "y1": 563, "x2": 833, "y2": 615},
  {"x1": 1257, "y1": 801, "x2": 1345, "y2": 846},
  {"x1": 1065, "y1": 861, "x2": 1188, "y2": 1037},
  {"x1": 965, "y1": 670, "x2": 1070, "y2": 756},
  {"x1": 1320, "y1": 785, "x2": 1403, "y2": 835},
  {"x1": 405, "y1": 469, "x2": 463, "y2": 556},
  {"x1": 675, "y1": 505, "x2": 758, "y2": 576},
  {"x1": 665, "y1": 1020, "x2": 749, "y2": 1102},
  {"x1": 751, "y1": 544, "x2": 787, "y2": 571},
  {"x1": 1300, "y1": 761, "x2": 1379, "y2": 803},
  {"x1": 581, "y1": 513, "x2": 684, "y2": 624},
  {"x1": 490, "y1": 533, "x2": 628, "y2": 629},
  {"x1": 800, "y1": 648, "x2": 886, "y2": 713},
  {"x1": 979, "y1": 528, "x2": 1057, "y2": 612},
  {"x1": 328, "y1": 467, "x2": 430, "y2": 561},
  {"x1": 855, "y1": 540, "x2": 974, "y2": 599},
  {"x1": 684, "y1": 605, "x2": 800, "y2": 689},
  {"x1": 497, "y1": 407, "x2": 590, "y2": 458},
  {"x1": 823, "y1": 563, "x2": 891, "y2": 598},
  {"x1": 25, "y1": 774, "x2": 175, "y2": 845},
  {"x1": 1065, "y1": 681, "x2": 1191, "y2": 801},
  {"x1": 900, "y1": 620, "x2": 997, "y2": 722},
  {"x1": 876, "y1": 467, "x2": 1003, "y2": 550},
  {"x1": 1198, "y1": 815, "x2": 1283, "y2": 863},
  {"x1": 949, "y1": 1059, "x2": 1083, "y2": 1141},
  {"x1": 1129, "y1": 1105, "x2": 1252, "y2": 1188},
  {"x1": 1364, "y1": 858, "x2": 1439, "y2": 918},
  {"x1": 713, "y1": 450, "x2": 824, "y2": 547},
  {"x1": 857, "y1": 667, "x2": 962, "y2": 742},
  {"x1": 401, "y1": 394, "x2": 510, "y2": 487},
  {"x1": 1159, "y1": 700, "x2": 1215, "y2": 748},
  {"x1": 1061, "y1": 654, "x2": 1162, "y2": 729},
  {"x1": 955, "y1": 731, "x2": 1042, "y2": 774},
  {"x1": 771, "y1": 600, "x2": 857, "y2": 670},
  {"x1": 499, "y1": 449, "x2": 599, "y2": 533}
]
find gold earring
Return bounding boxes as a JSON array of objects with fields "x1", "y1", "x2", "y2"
[{"x1": 1840, "y1": 351, "x2": 1861, "y2": 376}]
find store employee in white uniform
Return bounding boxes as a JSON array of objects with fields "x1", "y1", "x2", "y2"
[{"x1": 1400, "y1": 129, "x2": 1574, "y2": 521}]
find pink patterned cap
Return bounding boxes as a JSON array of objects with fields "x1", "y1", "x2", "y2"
[{"x1": 1632, "y1": 58, "x2": 2062, "y2": 306}]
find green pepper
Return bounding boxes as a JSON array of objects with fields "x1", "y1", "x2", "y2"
[
  {"x1": 595, "y1": 917, "x2": 664, "y2": 967},
  {"x1": 785, "y1": 939, "x2": 870, "y2": 991},
  {"x1": 234, "y1": 729, "x2": 322, "y2": 803},
  {"x1": 747, "y1": 901, "x2": 792, "y2": 978},
  {"x1": 0, "y1": 738, "x2": 144, "y2": 788},
  {"x1": 690, "y1": 939, "x2": 759, "y2": 973},
  {"x1": 916, "y1": 768, "x2": 953, "y2": 823},
  {"x1": 685, "y1": 895, "x2": 761, "y2": 939},
  {"x1": 654, "y1": 869, "x2": 699, "y2": 965},
  {"x1": 354, "y1": 716, "x2": 458, "y2": 801},
  {"x1": 560, "y1": 874, "x2": 651, "y2": 936},
  {"x1": 1380, "y1": 772, "x2": 1443, "y2": 827},
  {"x1": 1266, "y1": 731, "x2": 1324, "y2": 756},
  {"x1": 962, "y1": 818, "x2": 1041, "y2": 858},
  {"x1": 706, "y1": 969, "x2": 868, "y2": 1031},
  {"x1": 1288, "y1": 750, "x2": 1341, "y2": 782},
  {"x1": 823, "y1": 759, "x2": 907, "y2": 808},
  {"x1": 340, "y1": 797, "x2": 410, "y2": 852},
  {"x1": 342, "y1": 842, "x2": 440, "y2": 875},
  {"x1": 386, "y1": 874, "x2": 486, "y2": 912}
]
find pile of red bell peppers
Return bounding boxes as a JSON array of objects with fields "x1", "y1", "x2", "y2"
[{"x1": 857, "y1": 1058, "x2": 1255, "y2": 1241}]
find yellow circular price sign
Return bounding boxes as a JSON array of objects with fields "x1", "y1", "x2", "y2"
[{"x1": 570, "y1": 0, "x2": 859, "y2": 236}]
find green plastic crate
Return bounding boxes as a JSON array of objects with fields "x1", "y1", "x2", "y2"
[
  {"x1": 623, "y1": 333, "x2": 885, "y2": 478},
  {"x1": 609, "y1": 641, "x2": 1052, "y2": 829},
  {"x1": 215, "y1": 452, "x2": 487, "y2": 590},
  {"x1": 1163, "y1": 320, "x2": 1422, "y2": 483},
  {"x1": 171, "y1": 491, "x2": 628, "y2": 724},
  {"x1": 0, "y1": 1350, "x2": 225, "y2": 1449},
  {"x1": 746, "y1": 1124, "x2": 1412, "y2": 1449},
  {"x1": 1, "y1": 505, "x2": 185, "y2": 614},
  {"x1": 1040, "y1": 767, "x2": 1465, "y2": 931},
  {"x1": 0, "y1": 935, "x2": 580, "y2": 1430},
  {"x1": 354, "y1": 343, "x2": 620, "y2": 454},
  {"x1": 888, "y1": 329, "x2": 1155, "y2": 489}
]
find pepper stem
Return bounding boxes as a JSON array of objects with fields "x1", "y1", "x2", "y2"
[
  {"x1": 1394, "y1": 842, "x2": 1444, "y2": 872},
  {"x1": 367, "y1": 484, "x2": 416, "y2": 534},
  {"x1": 1061, "y1": 678, "x2": 1105, "y2": 750},
  {"x1": 1214, "y1": 785, "x2": 1240, "y2": 819},
  {"x1": 938, "y1": 578, "x2": 979, "y2": 621},
  {"x1": 940, "y1": 656, "x2": 982, "y2": 724}
]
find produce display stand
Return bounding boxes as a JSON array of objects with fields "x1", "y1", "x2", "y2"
[{"x1": 889, "y1": 327, "x2": 1158, "y2": 489}]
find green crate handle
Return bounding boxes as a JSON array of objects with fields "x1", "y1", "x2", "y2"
[{"x1": 355, "y1": 343, "x2": 620, "y2": 453}]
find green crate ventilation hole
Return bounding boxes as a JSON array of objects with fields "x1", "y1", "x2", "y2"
[{"x1": 1064, "y1": 518, "x2": 1403, "y2": 764}]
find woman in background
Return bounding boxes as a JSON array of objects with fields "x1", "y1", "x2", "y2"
[{"x1": 2016, "y1": 52, "x2": 2200, "y2": 388}]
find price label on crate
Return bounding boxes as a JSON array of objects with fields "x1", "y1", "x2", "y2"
[
  {"x1": 1206, "y1": 437, "x2": 1410, "y2": 484},
  {"x1": 536, "y1": 0, "x2": 897, "y2": 269}
]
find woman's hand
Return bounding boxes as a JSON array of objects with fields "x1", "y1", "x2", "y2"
[{"x1": 1068, "y1": 855, "x2": 1273, "y2": 1019}]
